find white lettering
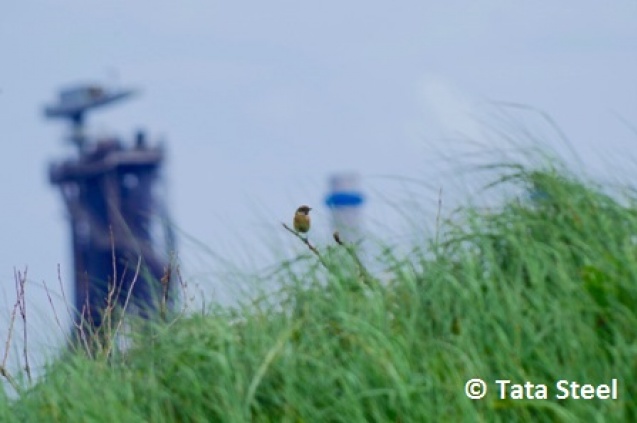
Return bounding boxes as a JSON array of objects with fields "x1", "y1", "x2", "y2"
[
  {"x1": 495, "y1": 380, "x2": 510, "y2": 399},
  {"x1": 555, "y1": 379, "x2": 619, "y2": 400},
  {"x1": 555, "y1": 380, "x2": 569, "y2": 399}
]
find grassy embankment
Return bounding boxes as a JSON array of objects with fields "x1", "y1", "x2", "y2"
[{"x1": 0, "y1": 160, "x2": 636, "y2": 422}]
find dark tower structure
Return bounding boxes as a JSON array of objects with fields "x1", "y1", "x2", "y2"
[{"x1": 44, "y1": 83, "x2": 175, "y2": 330}]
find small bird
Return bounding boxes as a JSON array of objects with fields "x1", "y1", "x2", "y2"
[{"x1": 293, "y1": 205, "x2": 312, "y2": 234}]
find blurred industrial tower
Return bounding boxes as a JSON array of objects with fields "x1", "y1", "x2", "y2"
[{"x1": 44, "y1": 83, "x2": 175, "y2": 331}]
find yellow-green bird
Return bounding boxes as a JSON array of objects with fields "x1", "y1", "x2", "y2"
[{"x1": 293, "y1": 205, "x2": 312, "y2": 234}]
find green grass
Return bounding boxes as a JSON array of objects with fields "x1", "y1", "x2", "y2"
[{"x1": 2, "y1": 159, "x2": 637, "y2": 422}]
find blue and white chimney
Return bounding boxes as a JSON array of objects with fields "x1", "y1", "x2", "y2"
[{"x1": 325, "y1": 172, "x2": 365, "y2": 243}]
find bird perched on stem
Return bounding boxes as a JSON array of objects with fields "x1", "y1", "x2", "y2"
[{"x1": 293, "y1": 205, "x2": 312, "y2": 235}]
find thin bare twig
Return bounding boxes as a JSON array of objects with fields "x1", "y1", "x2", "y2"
[
  {"x1": 102, "y1": 261, "x2": 127, "y2": 357},
  {"x1": 76, "y1": 292, "x2": 93, "y2": 359},
  {"x1": 15, "y1": 268, "x2": 31, "y2": 384},
  {"x1": 0, "y1": 270, "x2": 22, "y2": 393},
  {"x1": 57, "y1": 264, "x2": 74, "y2": 325},
  {"x1": 104, "y1": 227, "x2": 119, "y2": 347},
  {"x1": 0, "y1": 364, "x2": 20, "y2": 394},
  {"x1": 42, "y1": 280, "x2": 73, "y2": 348},
  {"x1": 332, "y1": 232, "x2": 375, "y2": 287},
  {"x1": 281, "y1": 222, "x2": 330, "y2": 269},
  {"x1": 2, "y1": 284, "x2": 20, "y2": 370},
  {"x1": 106, "y1": 255, "x2": 142, "y2": 358}
]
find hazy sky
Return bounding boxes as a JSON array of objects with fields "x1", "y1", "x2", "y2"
[{"x1": 1, "y1": 1, "x2": 636, "y2": 362}]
